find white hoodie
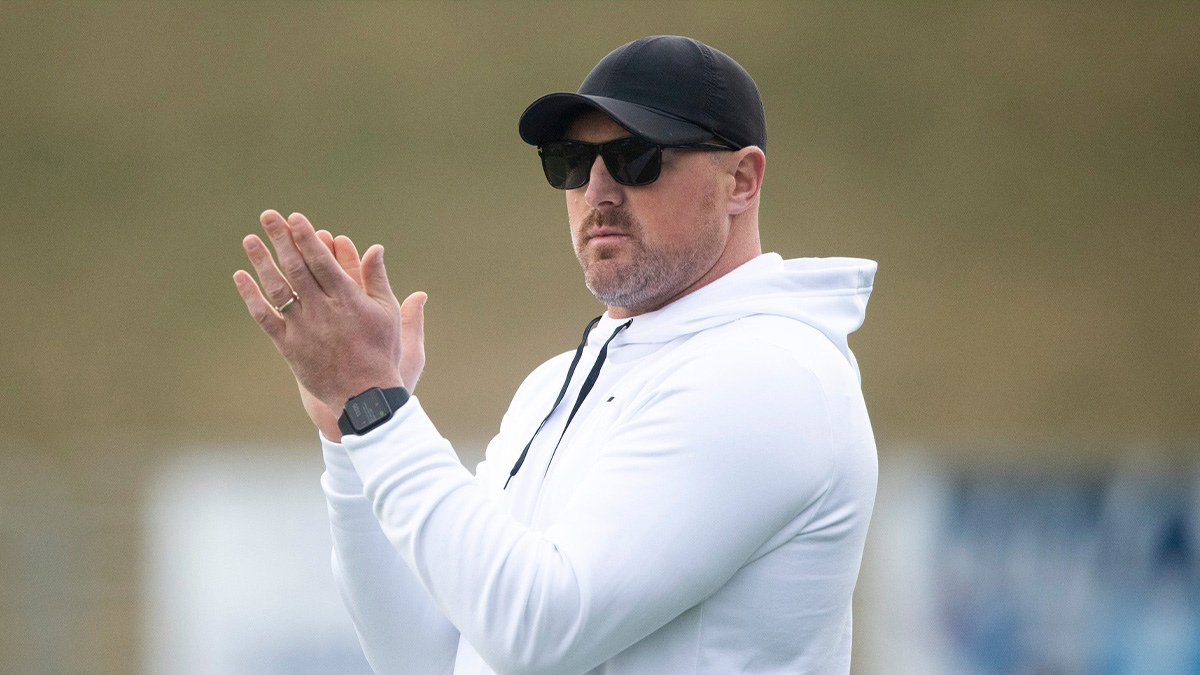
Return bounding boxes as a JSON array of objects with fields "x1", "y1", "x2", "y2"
[{"x1": 321, "y1": 253, "x2": 879, "y2": 675}]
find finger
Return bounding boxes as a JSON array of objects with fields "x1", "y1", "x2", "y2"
[
  {"x1": 399, "y1": 291, "x2": 427, "y2": 390},
  {"x1": 320, "y1": 230, "x2": 359, "y2": 290},
  {"x1": 233, "y1": 270, "x2": 286, "y2": 341},
  {"x1": 333, "y1": 235, "x2": 363, "y2": 287},
  {"x1": 287, "y1": 212, "x2": 356, "y2": 295},
  {"x1": 316, "y1": 229, "x2": 335, "y2": 253},
  {"x1": 260, "y1": 209, "x2": 320, "y2": 296},
  {"x1": 360, "y1": 244, "x2": 398, "y2": 304},
  {"x1": 242, "y1": 234, "x2": 298, "y2": 308}
]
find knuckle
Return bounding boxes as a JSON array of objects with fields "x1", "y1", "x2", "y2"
[
  {"x1": 308, "y1": 254, "x2": 336, "y2": 276},
  {"x1": 265, "y1": 278, "x2": 293, "y2": 300},
  {"x1": 281, "y1": 257, "x2": 309, "y2": 279}
]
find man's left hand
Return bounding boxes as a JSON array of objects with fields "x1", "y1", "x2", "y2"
[{"x1": 232, "y1": 209, "x2": 424, "y2": 415}]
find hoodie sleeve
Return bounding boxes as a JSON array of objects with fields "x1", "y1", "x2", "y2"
[
  {"x1": 321, "y1": 434, "x2": 460, "y2": 675},
  {"x1": 340, "y1": 345, "x2": 834, "y2": 675}
]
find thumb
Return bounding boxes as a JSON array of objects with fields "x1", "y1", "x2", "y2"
[
  {"x1": 399, "y1": 291, "x2": 427, "y2": 391},
  {"x1": 360, "y1": 244, "x2": 397, "y2": 303}
]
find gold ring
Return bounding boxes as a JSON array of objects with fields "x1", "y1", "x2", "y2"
[{"x1": 275, "y1": 291, "x2": 298, "y2": 314}]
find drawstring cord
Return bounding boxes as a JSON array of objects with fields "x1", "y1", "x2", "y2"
[{"x1": 504, "y1": 316, "x2": 633, "y2": 489}]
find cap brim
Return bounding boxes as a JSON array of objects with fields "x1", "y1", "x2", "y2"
[{"x1": 518, "y1": 93, "x2": 713, "y2": 146}]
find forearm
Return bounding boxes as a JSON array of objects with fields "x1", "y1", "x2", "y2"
[
  {"x1": 322, "y1": 436, "x2": 459, "y2": 675},
  {"x1": 341, "y1": 405, "x2": 598, "y2": 675}
]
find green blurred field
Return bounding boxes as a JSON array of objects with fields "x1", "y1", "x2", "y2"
[{"x1": 2, "y1": 3, "x2": 1198, "y2": 452}]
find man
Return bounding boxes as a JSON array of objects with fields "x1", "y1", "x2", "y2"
[{"x1": 234, "y1": 35, "x2": 878, "y2": 675}]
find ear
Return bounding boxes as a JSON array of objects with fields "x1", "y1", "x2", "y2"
[{"x1": 726, "y1": 147, "x2": 766, "y2": 217}]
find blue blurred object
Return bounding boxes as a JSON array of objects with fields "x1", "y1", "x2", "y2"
[{"x1": 931, "y1": 465, "x2": 1200, "y2": 675}]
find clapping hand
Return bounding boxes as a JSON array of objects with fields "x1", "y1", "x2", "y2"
[{"x1": 233, "y1": 210, "x2": 427, "y2": 440}]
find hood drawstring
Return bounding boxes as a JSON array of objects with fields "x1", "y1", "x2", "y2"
[{"x1": 504, "y1": 316, "x2": 633, "y2": 489}]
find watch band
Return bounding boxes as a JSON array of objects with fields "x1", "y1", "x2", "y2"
[{"x1": 337, "y1": 386, "x2": 410, "y2": 436}]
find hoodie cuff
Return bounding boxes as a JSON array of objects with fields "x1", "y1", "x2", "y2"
[
  {"x1": 320, "y1": 430, "x2": 364, "y2": 494},
  {"x1": 320, "y1": 430, "x2": 396, "y2": 533}
]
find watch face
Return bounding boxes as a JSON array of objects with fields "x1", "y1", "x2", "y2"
[{"x1": 347, "y1": 388, "x2": 390, "y2": 430}]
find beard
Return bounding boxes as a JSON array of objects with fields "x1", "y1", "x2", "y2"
[{"x1": 573, "y1": 204, "x2": 723, "y2": 313}]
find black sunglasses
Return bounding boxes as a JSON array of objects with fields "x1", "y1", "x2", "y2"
[{"x1": 537, "y1": 137, "x2": 736, "y2": 190}]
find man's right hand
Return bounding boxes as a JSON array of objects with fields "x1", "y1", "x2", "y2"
[{"x1": 282, "y1": 228, "x2": 427, "y2": 442}]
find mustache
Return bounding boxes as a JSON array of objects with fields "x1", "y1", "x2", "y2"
[{"x1": 582, "y1": 208, "x2": 639, "y2": 235}]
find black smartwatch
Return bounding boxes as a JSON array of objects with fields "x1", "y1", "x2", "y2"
[{"x1": 338, "y1": 386, "x2": 410, "y2": 436}]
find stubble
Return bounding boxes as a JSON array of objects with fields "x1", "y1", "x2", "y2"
[{"x1": 574, "y1": 200, "x2": 723, "y2": 313}]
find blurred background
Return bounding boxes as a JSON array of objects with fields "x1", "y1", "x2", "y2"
[{"x1": 1, "y1": 2, "x2": 1197, "y2": 674}]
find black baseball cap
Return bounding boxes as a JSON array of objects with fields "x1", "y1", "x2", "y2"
[{"x1": 518, "y1": 35, "x2": 766, "y2": 152}]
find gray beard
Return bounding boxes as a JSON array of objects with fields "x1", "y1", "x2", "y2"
[
  {"x1": 584, "y1": 243, "x2": 676, "y2": 308},
  {"x1": 575, "y1": 207, "x2": 721, "y2": 312}
]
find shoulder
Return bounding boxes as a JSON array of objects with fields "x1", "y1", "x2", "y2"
[
  {"x1": 614, "y1": 315, "x2": 869, "y2": 459},
  {"x1": 603, "y1": 322, "x2": 843, "y2": 516},
  {"x1": 621, "y1": 323, "x2": 835, "y2": 444},
  {"x1": 645, "y1": 316, "x2": 850, "y2": 397}
]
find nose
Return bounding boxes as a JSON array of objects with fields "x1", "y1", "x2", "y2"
[{"x1": 582, "y1": 154, "x2": 623, "y2": 210}]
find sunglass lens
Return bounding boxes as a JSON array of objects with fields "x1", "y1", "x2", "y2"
[
  {"x1": 604, "y1": 139, "x2": 661, "y2": 186},
  {"x1": 540, "y1": 142, "x2": 595, "y2": 189}
]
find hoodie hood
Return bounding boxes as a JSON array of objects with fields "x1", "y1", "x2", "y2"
[{"x1": 593, "y1": 253, "x2": 877, "y2": 376}]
